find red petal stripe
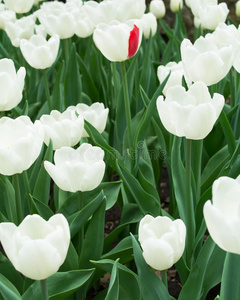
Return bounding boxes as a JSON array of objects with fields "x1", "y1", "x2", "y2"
[{"x1": 128, "y1": 25, "x2": 139, "y2": 59}]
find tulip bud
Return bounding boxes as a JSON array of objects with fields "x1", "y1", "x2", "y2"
[
  {"x1": 0, "y1": 214, "x2": 70, "y2": 280},
  {"x1": 149, "y1": 0, "x2": 166, "y2": 19},
  {"x1": 93, "y1": 20, "x2": 142, "y2": 62},
  {"x1": 140, "y1": 12, "x2": 157, "y2": 39},
  {"x1": 170, "y1": 0, "x2": 183, "y2": 13},
  {"x1": 44, "y1": 143, "x2": 105, "y2": 192},
  {"x1": 3, "y1": 0, "x2": 34, "y2": 13},
  {"x1": 67, "y1": 102, "x2": 109, "y2": 137},
  {"x1": 20, "y1": 34, "x2": 60, "y2": 69},
  {"x1": 203, "y1": 176, "x2": 240, "y2": 255},
  {"x1": 138, "y1": 215, "x2": 186, "y2": 270},
  {"x1": 236, "y1": 1, "x2": 240, "y2": 18},
  {"x1": 156, "y1": 81, "x2": 224, "y2": 140}
]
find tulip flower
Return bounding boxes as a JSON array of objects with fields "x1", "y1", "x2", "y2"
[
  {"x1": 3, "y1": 0, "x2": 34, "y2": 13},
  {"x1": 5, "y1": 15, "x2": 36, "y2": 47},
  {"x1": 140, "y1": 12, "x2": 157, "y2": 39},
  {"x1": 170, "y1": 0, "x2": 183, "y2": 13},
  {"x1": 0, "y1": 116, "x2": 43, "y2": 176},
  {"x1": 236, "y1": 1, "x2": 240, "y2": 18},
  {"x1": 181, "y1": 34, "x2": 234, "y2": 86},
  {"x1": 0, "y1": 3, "x2": 15, "y2": 30},
  {"x1": 67, "y1": 102, "x2": 109, "y2": 137},
  {"x1": 157, "y1": 61, "x2": 192, "y2": 96},
  {"x1": 149, "y1": 0, "x2": 166, "y2": 19},
  {"x1": 39, "y1": 109, "x2": 84, "y2": 150},
  {"x1": 156, "y1": 81, "x2": 224, "y2": 140},
  {"x1": 93, "y1": 20, "x2": 142, "y2": 62},
  {"x1": 138, "y1": 215, "x2": 186, "y2": 270},
  {"x1": 203, "y1": 176, "x2": 240, "y2": 254},
  {"x1": 37, "y1": 2, "x2": 77, "y2": 39},
  {"x1": 44, "y1": 143, "x2": 105, "y2": 192},
  {"x1": 112, "y1": 0, "x2": 146, "y2": 23},
  {"x1": 0, "y1": 214, "x2": 70, "y2": 280},
  {"x1": 20, "y1": 34, "x2": 60, "y2": 70},
  {"x1": 0, "y1": 58, "x2": 26, "y2": 111}
]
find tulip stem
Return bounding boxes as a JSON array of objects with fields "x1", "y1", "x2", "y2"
[
  {"x1": 22, "y1": 171, "x2": 32, "y2": 213},
  {"x1": 120, "y1": 61, "x2": 133, "y2": 149},
  {"x1": 42, "y1": 69, "x2": 52, "y2": 112},
  {"x1": 40, "y1": 279, "x2": 49, "y2": 300},
  {"x1": 78, "y1": 191, "x2": 84, "y2": 257},
  {"x1": 185, "y1": 139, "x2": 195, "y2": 266},
  {"x1": 161, "y1": 270, "x2": 168, "y2": 288},
  {"x1": 13, "y1": 174, "x2": 23, "y2": 225}
]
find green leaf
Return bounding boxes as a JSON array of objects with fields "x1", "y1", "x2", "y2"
[
  {"x1": 29, "y1": 195, "x2": 54, "y2": 220},
  {"x1": 67, "y1": 191, "x2": 105, "y2": 238},
  {"x1": 64, "y1": 43, "x2": 82, "y2": 107},
  {"x1": 131, "y1": 234, "x2": 171, "y2": 300},
  {"x1": 22, "y1": 270, "x2": 94, "y2": 300},
  {"x1": 220, "y1": 253, "x2": 240, "y2": 300},
  {"x1": 0, "y1": 273, "x2": 22, "y2": 300},
  {"x1": 116, "y1": 161, "x2": 161, "y2": 216},
  {"x1": 91, "y1": 259, "x2": 141, "y2": 300},
  {"x1": 105, "y1": 260, "x2": 119, "y2": 300},
  {"x1": 79, "y1": 198, "x2": 106, "y2": 269},
  {"x1": 33, "y1": 140, "x2": 53, "y2": 206}
]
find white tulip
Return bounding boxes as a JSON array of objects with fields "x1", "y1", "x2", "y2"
[
  {"x1": 139, "y1": 215, "x2": 186, "y2": 270},
  {"x1": 140, "y1": 12, "x2": 157, "y2": 39},
  {"x1": 181, "y1": 34, "x2": 234, "y2": 86},
  {"x1": 0, "y1": 214, "x2": 70, "y2": 280},
  {"x1": 67, "y1": 102, "x2": 109, "y2": 137},
  {"x1": 204, "y1": 176, "x2": 240, "y2": 254},
  {"x1": 20, "y1": 34, "x2": 60, "y2": 69},
  {"x1": 44, "y1": 143, "x2": 105, "y2": 192},
  {"x1": 156, "y1": 81, "x2": 224, "y2": 140},
  {"x1": 112, "y1": 0, "x2": 146, "y2": 23},
  {"x1": 236, "y1": 1, "x2": 240, "y2": 18},
  {"x1": 157, "y1": 61, "x2": 192, "y2": 96},
  {"x1": 5, "y1": 15, "x2": 36, "y2": 47},
  {"x1": 3, "y1": 0, "x2": 34, "y2": 13},
  {"x1": 40, "y1": 109, "x2": 84, "y2": 150},
  {"x1": 0, "y1": 3, "x2": 15, "y2": 30},
  {"x1": 0, "y1": 116, "x2": 43, "y2": 176},
  {"x1": 170, "y1": 0, "x2": 183, "y2": 13},
  {"x1": 149, "y1": 0, "x2": 166, "y2": 19},
  {"x1": 0, "y1": 58, "x2": 25, "y2": 111},
  {"x1": 37, "y1": 2, "x2": 77, "y2": 39},
  {"x1": 93, "y1": 20, "x2": 142, "y2": 62}
]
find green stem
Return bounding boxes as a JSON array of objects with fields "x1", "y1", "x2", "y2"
[
  {"x1": 40, "y1": 279, "x2": 49, "y2": 300},
  {"x1": 185, "y1": 139, "x2": 195, "y2": 266},
  {"x1": 42, "y1": 69, "x2": 52, "y2": 112},
  {"x1": 161, "y1": 270, "x2": 168, "y2": 288},
  {"x1": 13, "y1": 174, "x2": 23, "y2": 225},
  {"x1": 78, "y1": 191, "x2": 84, "y2": 259},
  {"x1": 63, "y1": 38, "x2": 70, "y2": 64},
  {"x1": 22, "y1": 171, "x2": 32, "y2": 214},
  {"x1": 120, "y1": 61, "x2": 133, "y2": 149}
]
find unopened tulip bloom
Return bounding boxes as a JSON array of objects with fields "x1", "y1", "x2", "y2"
[
  {"x1": 181, "y1": 34, "x2": 234, "y2": 86},
  {"x1": 140, "y1": 12, "x2": 157, "y2": 39},
  {"x1": 157, "y1": 61, "x2": 192, "y2": 96},
  {"x1": 112, "y1": 0, "x2": 146, "y2": 22},
  {"x1": 170, "y1": 0, "x2": 183, "y2": 13},
  {"x1": 44, "y1": 143, "x2": 105, "y2": 192},
  {"x1": 236, "y1": 1, "x2": 240, "y2": 18},
  {"x1": 204, "y1": 176, "x2": 240, "y2": 254},
  {"x1": 0, "y1": 58, "x2": 25, "y2": 111},
  {"x1": 37, "y1": 2, "x2": 77, "y2": 39},
  {"x1": 0, "y1": 3, "x2": 15, "y2": 30},
  {"x1": 93, "y1": 20, "x2": 142, "y2": 62},
  {"x1": 3, "y1": 0, "x2": 34, "y2": 13},
  {"x1": 139, "y1": 215, "x2": 186, "y2": 270},
  {"x1": 0, "y1": 116, "x2": 43, "y2": 176},
  {"x1": 20, "y1": 34, "x2": 60, "y2": 69},
  {"x1": 67, "y1": 102, "x2": 109, "y2": 137},
  {"x1": 40, "y1": 109, "x2": 84, "y2": 150},
  {"x1": 5, "y1": 15, "x2": 36, "y2": 47},
  {"x1": 156, "y1": 81, "x2": 224, "y2": 140},
  {"x1": 149, "y1": 0, "x2": 166, "y2": 19},
  {"x1": 0, "y1": 214, "x2": 70, "y2": 280}
]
